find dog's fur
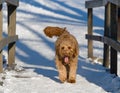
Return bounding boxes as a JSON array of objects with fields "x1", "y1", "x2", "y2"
[{"x1": 44, "y1": 26, "x2": 79, "y2": 83}]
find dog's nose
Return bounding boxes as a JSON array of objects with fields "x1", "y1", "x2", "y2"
[{"x1": 64, "y1": 51, "x2": 70, "y2": 55}]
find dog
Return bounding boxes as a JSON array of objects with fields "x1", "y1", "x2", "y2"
[{"x1": 44, "y1": 26, "x2": 79, "y2": 83}]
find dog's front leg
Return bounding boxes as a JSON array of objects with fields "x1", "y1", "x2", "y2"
[
  {"x1": 67, "y1": 58, "x2": 78, "y2": 83},
  {"x1": 55, "y1": 56, "x2": 67, "y2": 83}
]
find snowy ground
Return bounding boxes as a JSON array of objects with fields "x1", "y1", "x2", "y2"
[{"x1": 0, "y1": 0, "x2": 120, "y2": 93}]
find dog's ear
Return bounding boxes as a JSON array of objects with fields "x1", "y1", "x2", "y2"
[
  {"x1": 73, "y1": 43, "x2": 79, "y2": 58},
  {"x1": 55, "y1": 44, "x2": 60, "y2": 56}
]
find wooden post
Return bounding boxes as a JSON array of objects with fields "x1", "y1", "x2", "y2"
[
  {"x1": 0, "y1": 4, "x2": 3, "y2": 73},
  {"x1": 7, "y1": 4, "x2": 17, "y2": 67},
  {"x1": 110, "y1": 3, "x2": 118, "y2": 75},
  {"x1": 118, "y1": 8, "x2": 120, "y2": 41},
  {"x1": 103, "y1": 3, "x2": 110, "y2": 67},
  {"x1": 88, "y1": 8, "x2": 93, "y2": 58}
]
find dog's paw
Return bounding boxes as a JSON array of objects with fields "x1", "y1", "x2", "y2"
[
  {"x1": 59, "y1": 77, "x2": 66, "y2": 83},
  {"x1": 67, "y1": 79, "x2": 76, "y2": 83}
]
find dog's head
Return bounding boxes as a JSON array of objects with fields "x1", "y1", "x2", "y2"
[{"x1": 57, "y1": 40, "x2": 78, "y2": 64}]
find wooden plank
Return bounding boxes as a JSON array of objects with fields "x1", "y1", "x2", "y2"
[
  {"x1": 87, "y1": 8, "x2": 93, "y2": 58},
  {"x1": 86, "y1": 35, "x2": 120, "y2": 52},
  {"x1": 5, "y1": 0, "x2": 19, "y2": 6},
  {"x1": 0, "y1": 36, "x2": 18, "y2": 51},
  {"x1": 0, "y1": 4, "x2": 2, "y2": 73},
  {"x1": 7, "y1": 5, "x2": 17, "y2": 66},
  {"x1": 104, "y1": 37, "x2": 120, "y2": 52},
  {"x1": 85, "y1": 0, "x2": 120, "y2": 8},
  {"x1": 110, "y1": 3, "x2": 118, "y2": 75},
  {"x1": 86, "y1": 35, "x2": 102, "y2": 41},
  {"x1": 103, "y1": 2, "x2": 111, "y2": 68},
  {"x1": 85, "y1": 0, "x2": 107, "y2": 8}
]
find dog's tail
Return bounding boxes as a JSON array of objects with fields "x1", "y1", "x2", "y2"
[{"x1": 43, "y1": 26, "x2": 67, "y2": 38}]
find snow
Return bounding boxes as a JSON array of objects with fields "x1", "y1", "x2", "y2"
[{"x1": 0, "y1": 0, "x2": 120, "y2": 93}]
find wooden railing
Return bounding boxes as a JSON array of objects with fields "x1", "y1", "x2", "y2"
[
  {"x1": 85, "y1": 0, "x2": 120, "y2": 75},
  {"x1": 0, "y1": 0, "x2": 19, "y2": 72}
]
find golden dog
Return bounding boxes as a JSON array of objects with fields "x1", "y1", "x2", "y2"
[{"x1": 44, "y1": 26, "x2": 79, "y2": 83}]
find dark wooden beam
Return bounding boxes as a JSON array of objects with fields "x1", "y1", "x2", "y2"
[
  {"x1": 103, "y1": 2, "x2": 111, "y2": 68},
  {"x1": 110, "y1": 3, "x2": 118, "y2": 75}
]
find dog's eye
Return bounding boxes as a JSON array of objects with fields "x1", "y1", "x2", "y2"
[
  {"x1": 61, "y1": 47, "x2": 64, "y2": 50},
  {"x1": 68, "y1": 46, "x2": 71, "y2": 49}
]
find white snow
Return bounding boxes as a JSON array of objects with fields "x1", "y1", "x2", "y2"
[{"x1": 0, "y1": 0, "x2": 120, "y2": 93}]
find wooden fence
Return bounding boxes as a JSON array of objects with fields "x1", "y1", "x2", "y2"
[
  {"x1": 0, "y1": 0, "x2": 19, "y2": 73},
  {"x1": 85, "y1": 0, "x2": 120, "y2": 75}
]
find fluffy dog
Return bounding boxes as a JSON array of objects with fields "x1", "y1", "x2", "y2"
[{"x1": 44, "y1": 26, "x2": 79, "y2": 83}]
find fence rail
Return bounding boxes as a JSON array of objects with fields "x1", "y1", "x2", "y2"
[
  {"x1": 0, "y1": 0, "x2": 19, "y2": 72},
  {"x1": 85, "y1": 0, "x2": 120, "y2": 8},
  {"x1": 85, "y1": 0, "x2": 120, "y2": 75},
  {"x1": 5, "y1": 0, "x2": 19, "y2": 6},
  {"x1": 0, "y1": 0, "x2": 19, "y2": 6},
  {"x1": 86, "y1": 35, "x2": 120, "y2": 52}
]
